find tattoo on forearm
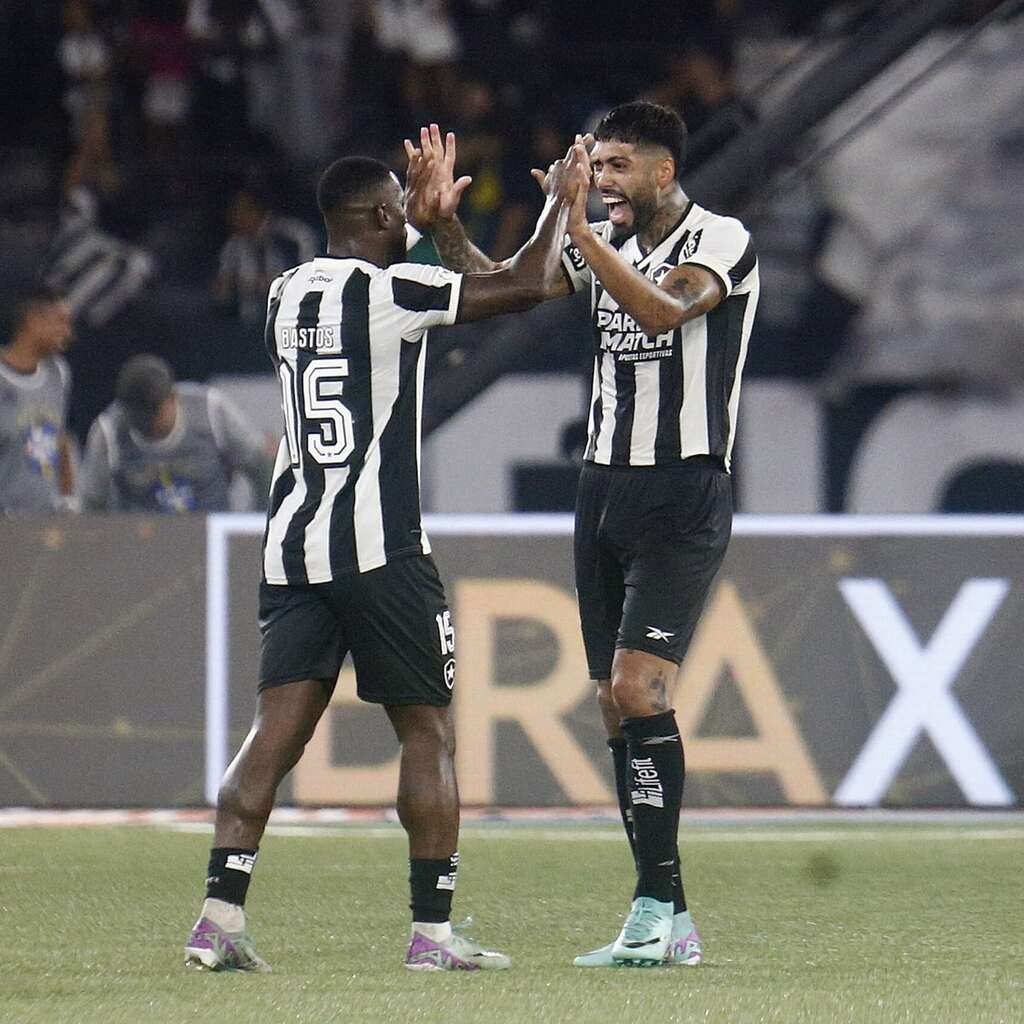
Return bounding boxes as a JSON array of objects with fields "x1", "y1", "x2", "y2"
[{"x1": 432, "y1": 219, "x2": 496, "y2": 273}]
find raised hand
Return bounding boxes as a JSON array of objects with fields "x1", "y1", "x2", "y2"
[
  {"x1": 407, "y1": 124, "x2": 473, "y2": 230},
  {"x1": 530, "y1": 133, "x2": 594, "y2": 195},
  {"x1": 547, "y1": 142, "x2": 591, "y2": 220},
  {"x1": 566, "y1": 143, "x2": 592, "y2": 235},
  {"x1": 403, "y1": 136, "x2": 436, "y2": 232}
]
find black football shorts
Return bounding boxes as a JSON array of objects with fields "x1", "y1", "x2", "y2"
[
  {"x1": 574, "y1": 456, "x2": 732, "y2": 680},
  {"x1": 258, "y1": 553, "x2": 456, "y2": 706}
]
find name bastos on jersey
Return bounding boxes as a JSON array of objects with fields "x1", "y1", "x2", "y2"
[
  {"x1": 562, "y1": 201, "x2": 759, "y2": 469},
  {"x1": 262, "y1": 257, "x2": 463, "y2": 585}
]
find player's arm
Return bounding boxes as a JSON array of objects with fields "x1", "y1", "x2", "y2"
[
  {"x1": 53, "y1": 431, "x2": 81, "y2": 513},
  {"x1": 573, "y1": 240, "x2": 723, "y2": 336},
  {"x1": 57, "y1": 432, "x2": 76, "y2": 498},
  {"x1": 405, "y1": 125, "x2": 572, "y2": 298},
  {"x1": 79, "y1": 418, "x2": 116, "y2": 512},
  {"x1": 431, "y1": 215, "x2": 505, "y2": 274},
  {"x1": 453, "y1": 158, "x2": 579, "y2": 322}
]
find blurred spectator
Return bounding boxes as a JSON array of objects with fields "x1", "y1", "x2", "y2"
[
  {"x1": 80, "y1": 353, "x2": 271, "y2": 512},
  {"x1": 371, "y1": 0, "x2": 460, "y2": 65},
  {"x1": 646, "y1": 36, "x2": 757, "y2": 168},
  {"x1": 58, "y1": 0, "x2": 113, "y2": 143},
  {"x1": 213, "y1": 185, "x2": 316, "y2": 323},
  {"x1": 125, "y1": 0, "x2": 193, "y2": 160},
  {"x1": 0, "y1": 284, "x2": 77, "y2": 516},
  {"x1": 187, "y1": 0, "x2": 302, "y2": 152},
  {"x1": 45, "y1": 181, "x2": 156, "y2": 328},
  {"x1": 497, "y1": 110, "x2": 573, "y2": 262},
  {"x1": 447, "y1": 77, "x2": 530, "y2": 258}
]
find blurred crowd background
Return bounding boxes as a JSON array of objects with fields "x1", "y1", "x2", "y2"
[{"x1": 1, "y1": 0, "x2": 1022, "y2": 515}]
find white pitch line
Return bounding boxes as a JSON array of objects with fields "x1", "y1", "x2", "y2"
[{"x1": 166, "y1": 823, "x2": 1024, "y2": 842}]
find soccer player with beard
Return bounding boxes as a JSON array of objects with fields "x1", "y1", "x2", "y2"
[{"x1": 409, "y1": 103, "x2": 759, "y2": 967}]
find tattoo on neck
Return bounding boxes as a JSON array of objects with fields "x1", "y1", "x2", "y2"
[{"x1": 639, "y1": 199, "x2": 688, "y2": 254}]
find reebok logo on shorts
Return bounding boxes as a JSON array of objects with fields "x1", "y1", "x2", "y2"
[{"x1": 645, "y1": 626, "x2": 675, "y2": 642}]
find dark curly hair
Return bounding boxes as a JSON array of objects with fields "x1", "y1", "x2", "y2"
[{"x1": 595, "y1": 101, "x2": 688, "y2": 179}]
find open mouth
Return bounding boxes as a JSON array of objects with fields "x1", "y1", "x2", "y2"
[{"x1": 602, "y1": 193, "x2": 632, "y2": 225}]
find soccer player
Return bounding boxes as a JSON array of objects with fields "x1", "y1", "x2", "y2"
[
  {"x1": 0, "y1": 284, "x2": 77, "y2": 516},
  {"x1": 183, "y1": 148, "x2": 581, "y2": 972},
  {"x1": 410, "y1": 103, "x2": 759, "y2": 967},
  {"x1": 80, "y1": 354, "x2": 270, "y2": 513}
]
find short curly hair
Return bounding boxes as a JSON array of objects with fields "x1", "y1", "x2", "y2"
[{"x1": 595, "y1": 101, "x2": 688, "y2": 179}]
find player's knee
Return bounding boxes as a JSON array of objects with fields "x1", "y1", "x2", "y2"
[
  {"x1": 421, "y1": 714, "x2": 455, "y2": 761},
  {"x1": 609, "y1": 671, "x2": 650, "y2": 717},
  {"x1": 403, "y1": 706, "x2": 455, "y2": 760}
]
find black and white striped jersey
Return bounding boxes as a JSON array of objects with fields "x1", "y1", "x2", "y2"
[
  {"x1": 261, "y1": 256, "x2": 463, "y2": 585},
  {"x1": 562, "y1": 201, "x2": 759, "y2": 469}
]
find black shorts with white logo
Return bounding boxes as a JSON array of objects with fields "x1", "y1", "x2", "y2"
[
  {"x1": 258, "y1": 553, "x2": 456, "y2": 706},
  {"x1": 574, "y1": 456, "x2": 732, "y2": 680}
]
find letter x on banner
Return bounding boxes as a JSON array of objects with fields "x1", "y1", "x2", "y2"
[{"x1": 835, "y1": 578, "x2": 1013, "y2": 806}]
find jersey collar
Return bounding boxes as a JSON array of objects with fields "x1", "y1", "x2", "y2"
[
  {"x1": 634, "y1": 200, "x2": 695, "y2": 273},
  {"x1": 0, "y1": 355, "x2": 46, "y2": 389}
]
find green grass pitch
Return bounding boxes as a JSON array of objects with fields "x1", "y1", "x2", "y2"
[{"x1": 1, "y1": 820, "x2": 1022, "y2": 1023}]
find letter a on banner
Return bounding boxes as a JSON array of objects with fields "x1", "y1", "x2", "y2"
[
  {"x1": 454, "y1": 579, "x2": 612, "y2": 805},
  {"x1": 676, "y1": 581, "x2": 827, "y2": 804},
  {"x1": 835, "y1": 578, "x2": 1013, "y2": 806}
]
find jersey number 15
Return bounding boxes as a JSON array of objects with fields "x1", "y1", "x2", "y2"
[{"x1": 278, "y1": 357, "x2": 355, "y2": 467}]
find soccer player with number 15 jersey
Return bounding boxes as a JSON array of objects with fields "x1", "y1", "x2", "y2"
[{"x1": 184, "y1": 142, "x2": 586, "y2": 973}]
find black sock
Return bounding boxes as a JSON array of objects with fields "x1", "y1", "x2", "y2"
[
  {"x1": 673, "y1": 729, "x2": 689, "y2": 912},
  {"x1": 409, "y1": 853, "x2": 458, "y2": 923},
  {"x1": 206, "y1": 847, "x2": 258, "y2": 907},
  {"x1": 613, "y1": 737, "x2": 687, "y2": 911},
  {"x1": 621, "y1": 711, "x2": 684, "y2": 905},
  {"x1": 672, "y1": 857, "x2": 688, "y2": 914},
  {"x1": 608, "y1": 738, "x2": 637, "y2": 865}
]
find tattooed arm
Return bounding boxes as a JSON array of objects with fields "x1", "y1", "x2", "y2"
[
  {"x1": 405, "y1": 124, "x2": 573, "y2": 294},
  {"x1": 568, "y1": 225, "x2": 723, "y2": 337},
  {"x1": 567, "y1": 213, "x2": 722, "y2": 341},
  {"x1": 431, "y1": 215, "x2": 506, "y2": 273}
]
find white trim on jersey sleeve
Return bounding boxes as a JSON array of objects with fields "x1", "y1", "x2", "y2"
[
  {"x1": 560, "y1": 221, "x2": 610, "y2": 294},
  {"x1": 265, "y1": 267, "x2": 297, "y2": 315},
  {"x1": 680, "y1": 216, "x2": 752, "y2": 299},
  {"x1": 386, "y1": 262, "x2": 464, "y2": 336}
]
